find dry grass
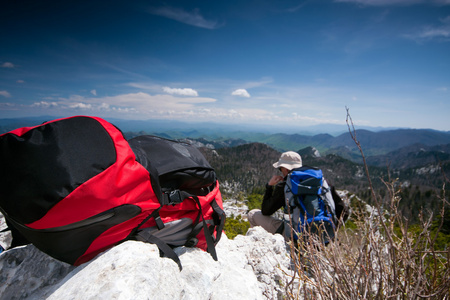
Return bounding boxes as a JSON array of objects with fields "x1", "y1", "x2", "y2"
[{"x1": 282, "y1": 109, "x2": 450, "y2": 299}]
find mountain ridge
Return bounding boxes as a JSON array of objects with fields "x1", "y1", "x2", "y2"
[{"x1": 1, "y1": 116, "x2": 449, "y2": 161}]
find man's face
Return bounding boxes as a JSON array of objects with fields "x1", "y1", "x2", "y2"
[{"x1": 279, "y1": 167, "x2": 289, "y2": 177}]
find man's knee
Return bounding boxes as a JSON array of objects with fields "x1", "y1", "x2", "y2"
[{"x1": 247, "y1": 209, "x2": 262, "y2": 227}]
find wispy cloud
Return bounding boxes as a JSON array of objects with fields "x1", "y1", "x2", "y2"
[
  {"x1": 127, "y1": 82, "x2": 162, "y2": 92},
  {"x1": 0, "y1": 91, "x2": 11, "y2": 98},
  {"x1": 403, "y1": 15, "x2": 450, "y2": 42},
  {"x1": 231, "y1": 89, "x2": 251, "y2": 98},
  {"x1": 163, "y1": 87, "x2": 199, "y2": 96},
  {"x1": 0, "y1": 102, "x2": 15, "y2": 109},
  {"x1": 148, "y1": 7, "x2": 222, "y2": 29},
  {"x1": 334, "y1": 0, "x2": 450, "y2": 6},
  {"x1": 239, "y1": 77, "x2": 273, "y2": 89},
  {"x1": 286, "y1": 3, "x2": 307, "y2": 13},
  {"x1": 1, "y1": 62, "x2": 15, "y2": 68}
]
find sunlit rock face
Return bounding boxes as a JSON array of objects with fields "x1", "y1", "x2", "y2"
[{"x1": 0, "y1": 227, "x2": 291, "y2": 300}]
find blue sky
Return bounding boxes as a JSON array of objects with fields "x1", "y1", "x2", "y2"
[{"x1": 1, "y1": 0, "x2": 449, "y2": 131}]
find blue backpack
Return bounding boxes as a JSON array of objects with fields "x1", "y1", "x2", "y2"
[{"x1": 283, "y1": 166, "x2": 337, "y2": 243}]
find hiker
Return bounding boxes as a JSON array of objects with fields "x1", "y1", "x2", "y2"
[
  {"x1": 247, "y1": 151, "x2": 302, "y2": 238},
  {"x1": 248, "y1": 151, "x2": 344, "y2": 243}
]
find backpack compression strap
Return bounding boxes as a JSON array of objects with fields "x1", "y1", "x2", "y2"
[
  {"x1": 190, "y1": 196, "x2": 225, "y2": 261},
  {"x1": 128, "y1": 208, "x2": 182, "y2": 270},
  {"x1": 128, "y1": 190, "x2": 225, "y2": 270},
  {"x1": 134, "y1": 230, "x2": 183, "y2": 270},
  {"x1": 164, "y1": 190, "x2": 225, "y2": 261}
]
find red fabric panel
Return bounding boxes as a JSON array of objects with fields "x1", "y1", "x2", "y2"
[
  {"x1": 73, "y1": 211, "x2": 154, "y2": 265},
  {"x1": 26, "y1": 116, "x2": 160, "y2": 229},
  {"x1": 141, "y1": 182, "x2": 222, "y2": 229}
]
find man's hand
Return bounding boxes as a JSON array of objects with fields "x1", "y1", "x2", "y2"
[{"x1": 268, "y1": 175, "x2": 284, "y2": 186}]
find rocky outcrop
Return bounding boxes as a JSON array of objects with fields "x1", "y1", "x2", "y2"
[{"x1": 0, "y1": 227, "x2": 292, "y2": 300}]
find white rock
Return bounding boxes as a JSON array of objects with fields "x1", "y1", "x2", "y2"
[
  {"x1": 0, "y1": 227, "x2": 291, "y2": 300},
  {"x1": 0, "y1": 213, "x2": 12, "y2": 250}
]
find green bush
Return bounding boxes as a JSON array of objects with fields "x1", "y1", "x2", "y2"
[
  {"x1": 224, "y1": 214, "x2": 250, "y2": 239},
  {"x1": 246, "y1": 192, "x2": 263, "y2": 211}
]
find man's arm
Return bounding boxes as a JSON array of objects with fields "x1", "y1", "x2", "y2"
[{"x1": 261, "y1": 181, "x2": 285, "y2": 215}]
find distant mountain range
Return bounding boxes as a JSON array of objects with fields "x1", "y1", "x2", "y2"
[
  {"x1": 1, "y1": 116, "x2": 449, "y2": 165},
  {"x1": 179, "y1": 127, "x2": 450, "y2": 169},
  {"x1": 0, "y1": 115, "x2": 419, "y2": 136},
  {"x1": 243, "y1": 129, "x2": 450, "y2": 158}
]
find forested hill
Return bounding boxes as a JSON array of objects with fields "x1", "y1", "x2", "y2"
[
  {"x1": 200, "y1": 143, "x2": 281, "y2": 193},
  {"x1": 201, "y1": 141, "x2": 449, "y2": 191},
  {"x1": 200, "y1": 142, "x2": 449, "y2": 223},
  {"x1": 200, "y1": 143, "x2": 377, "y2": 194}
]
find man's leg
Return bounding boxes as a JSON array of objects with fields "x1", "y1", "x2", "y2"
[{"x1": 247, "y1": 209, "x2": 282, "y2": 235}]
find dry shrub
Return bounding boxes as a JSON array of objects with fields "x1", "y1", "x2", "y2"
[{"x1": 282, "y1": 109, "x2": 450, "y2": 299}]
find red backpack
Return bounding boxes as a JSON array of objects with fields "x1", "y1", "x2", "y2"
[{"x1": 0, "y1": 116, "x2": 225, "y2": 268}]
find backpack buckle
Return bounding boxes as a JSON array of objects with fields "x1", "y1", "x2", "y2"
[{"x1": 163, "y1": 190, "x2": 185, "y2": 205}]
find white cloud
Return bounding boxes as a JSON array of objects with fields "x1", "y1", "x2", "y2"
[
  {"x1": 112, "y1": 107, "x2": 136, "y2": 113},
  {"x1": 163, "y1": 87, "x2": 199, "y2": 96},
  {"x1": 6, "y1": 85, "x2": 351, "y2": 127},
  {"x1": 98, "y1": 103, "x2": 110, "y2": 110},
  {"x1": 0, "y1": 91, "x2": 11, "y2": 98},
  {"x1": 70, "y1": 103, "x2": 92, "y2": 109},
  {"x1": 16, "y1": 80, "x2": 25, "y2": 83},
  {"x1": 51, "y1": 91, "x2": 289, "y2": 123},
  {"x1": 31, "y1": 101, "x2": 58, "y2": 108},
  {"x1": 1, "y1": 62, "x2": 14, "y2": 68},
  {"x1": 231, "y1": 89, "x2": 251, "y2": 98},
  {"x1": 149, "y1": 7, "x2": 221, "y2": 29},
  {"x1": 90, "y1": 89, "x2": 97, "y2": 96},
  {"x1": 51, "y1": 92, "x2": 216, "y2": 117}
]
